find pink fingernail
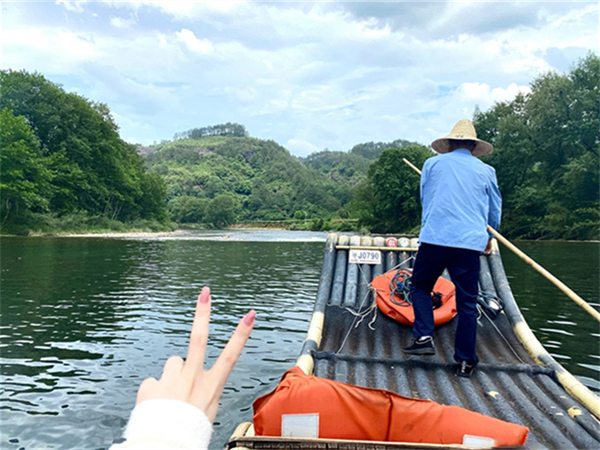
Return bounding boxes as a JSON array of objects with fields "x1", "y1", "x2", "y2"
[
  {"x1": 243, "y1": 310, "x2": 256, "y2": 326},
  {"x1": 199, "y1": 287, "x2": 210, "y2": 304}
]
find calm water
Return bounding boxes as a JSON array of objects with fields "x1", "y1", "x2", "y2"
[
  {"x1": 499, "y1": 241, "x2": 600, "y2": 390},
  {"x1": 1, "y1": 232, "x2": 598, "y2": 449}
]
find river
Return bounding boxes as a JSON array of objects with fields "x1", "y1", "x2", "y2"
[{"x1": 1, "y1": 231, "x2": 598, "y2": 449}]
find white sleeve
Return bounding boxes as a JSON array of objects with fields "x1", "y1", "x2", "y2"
[{"x1": 109, "y1": 399, "x2": 213, "y2": 449}]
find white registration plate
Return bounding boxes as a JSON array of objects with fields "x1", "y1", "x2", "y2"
[{"x1": 349, "y1": 249, "x2": 382, "y2": 265}]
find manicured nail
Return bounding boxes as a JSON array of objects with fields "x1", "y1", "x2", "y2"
[
  {"x1": 243, "y1": 310, "x2": 256, "y2": 326},
  {"x1": 199, "y1": 287, "x2": 210, "y2": 304}
]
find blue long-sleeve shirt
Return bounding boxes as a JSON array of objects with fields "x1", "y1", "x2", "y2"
[{"x1": 418, "y1": 148, "x2": 502, "y2": 252}]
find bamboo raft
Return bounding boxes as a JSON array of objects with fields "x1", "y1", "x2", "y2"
[{"x1": 228, "y1": 234, "x2": 600, "y2": 450}]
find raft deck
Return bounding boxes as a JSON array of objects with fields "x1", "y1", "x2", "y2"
[{"x1": 229, "y1": 234, "x2": 600, "y2": 450}]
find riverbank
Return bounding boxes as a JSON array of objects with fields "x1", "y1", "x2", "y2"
[
  {"x1": 1, "y1": 211, "x2": 176, "y2": 237},
  {"x1": 4, "y1": 227, "x2": 597, "y2": 242},
  {"x1": 1, "y1": 218, "x2": 359, "y2": 237},
  {"x1": 27, "y1": 223, "x2": 323, "y2": 238},
  {"x1": 3, "y1": 216, "x2": 594, "y2": 242}
]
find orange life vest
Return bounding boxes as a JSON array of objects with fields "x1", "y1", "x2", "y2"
[
  {"x1": 253, "y1": 367, "x2": 529, "y2": 446},
  {"x1": 372, "y1": 269, "x2": 457, "y2": 326}
]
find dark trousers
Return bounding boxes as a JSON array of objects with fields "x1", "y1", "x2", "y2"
[{"x1": 410, "y1": 243, "x2": 480, "y2": 364}]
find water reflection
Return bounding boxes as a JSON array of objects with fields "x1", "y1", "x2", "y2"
[{"x1": 1, "y1": 235, "x2": 324, "y2": 449}]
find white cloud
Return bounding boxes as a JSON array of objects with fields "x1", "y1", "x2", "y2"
[
  {"x1": 109, "y1": 16, "x2": 136, "y2": 29},
  {"x1": 454, "y1": 82, "x2": 531, "y2": 103},
  {"x1": 547, "y1": 3, "x2": 598, "y2": 28},
  {"x1": 111, "y1": 110, "x2": 159, "y2": 145},
  {"x1": 262, "y1": 59, "x2": 273, "y2": 71},
  {"x1": 176, "y1": 29, "x2": 213, "y2": 53},
  {"x1": 5, "y1": 1, "x2": 597, "y2": 155},
  {"x1": 2, "y1": 28, "x2": 98, "y2": 73}
]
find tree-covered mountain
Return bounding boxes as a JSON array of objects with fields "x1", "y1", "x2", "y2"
[
  {"x1": 301, "y1": 150, "x2": 371, "y2": 188},
  {"x1": 302, "y1": 138, "x2": 420, "y2": 188},
  {"x1": 0, "y1": 70, "x2": 168, "y2": 233},
  {"x1": 145, "y1": 134, "x2": 348, "y2": 226}
]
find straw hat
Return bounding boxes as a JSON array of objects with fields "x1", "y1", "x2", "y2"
[{"x1": 431, "y1": 119, "x2": 493, "y2": 157}]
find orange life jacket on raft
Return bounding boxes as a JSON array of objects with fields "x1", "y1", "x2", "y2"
[
  {"x1": 372, "y1": 269, "x2": 457, "y2": 326},
  {"x1": 253, "y1": 367, "x2": 529, "y2": 446}
]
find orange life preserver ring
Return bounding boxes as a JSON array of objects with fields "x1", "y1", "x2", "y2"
[
  {"x1": 372, "y1": 269, "x2": 457, "y2": 326},
  {"x1": 253, "y1": 367, "x2": 529, "y2": 446}
]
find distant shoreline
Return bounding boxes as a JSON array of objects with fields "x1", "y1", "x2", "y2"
[
  {"x1": 55, "y1": 225, "x2": 293, "y2": 238},
  {"x1": 1, "y1": 223, "x2": 296, "y2": 238},
  {"x1": 1, "y1": 228, "x2": 596, "y2": 243}
]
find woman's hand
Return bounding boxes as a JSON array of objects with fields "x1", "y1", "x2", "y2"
[{"x1": 135, "y1": 286, "x2": 255, "y2": 422}]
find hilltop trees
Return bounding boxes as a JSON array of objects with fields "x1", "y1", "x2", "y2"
[
  {"x1": 0, "y1": 70, "x2": 167, "y2": 230},
  {"x1": 350, "y1": 139, "x2": 418, "y2": 160},
  {"x1": 173, "y1": 123, "x2": 248, "y2": 141}
]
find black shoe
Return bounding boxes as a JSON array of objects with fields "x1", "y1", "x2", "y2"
[
  {"x1": 403, "y1": 337, "x2": 435, "y2": 355},
  {"x1": 457, "y1": 360, "x2": 475, "y2": 377}
]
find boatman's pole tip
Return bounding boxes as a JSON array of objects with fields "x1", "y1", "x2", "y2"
[{"x1": 402, "y1": 158, "x2": 422, "y2": 175}]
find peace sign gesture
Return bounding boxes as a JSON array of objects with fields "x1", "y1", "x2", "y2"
[{"x1": 135, "y1": 286, "x2": 256, "y2": 422}]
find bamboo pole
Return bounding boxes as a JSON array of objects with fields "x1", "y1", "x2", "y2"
[{"x1": 402, "y1": 158, "x2": 600, "y2": 323}]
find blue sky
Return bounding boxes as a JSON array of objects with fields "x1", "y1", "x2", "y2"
[{"x1": 2, "y1": 1, "x2": 597, "y2": 156}]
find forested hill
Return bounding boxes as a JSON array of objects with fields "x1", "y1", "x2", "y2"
[
  {"x1": 145, "y1": 134, "x2": 350, "y2": 226},
  {"x1": 301, "y1": 139, "x2": 420, "y2": 186}
]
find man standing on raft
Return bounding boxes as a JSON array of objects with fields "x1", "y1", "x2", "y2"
[{"x1": 403, "y1": 119, "x2": 502, "y2": 378}]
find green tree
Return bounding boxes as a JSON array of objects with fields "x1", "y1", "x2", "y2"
[
  {"x1": 168, "y1": 196, "x2": 208, "y2": 223},
  {"x1": 352, "y1": 145, "x2": 432, "y2": 233},
  {"x1": 205, "y1": 194, "x2": 236, "y2": 228},
  {"x1": 0, "y1": 108, "x2": 52, "y2": 224},
  {"x1": 0, "y1": 70, "x2": 167, "y2": 223},
  {"x1": 474, "y1": 53, "x2": 599, "y2": 239}
]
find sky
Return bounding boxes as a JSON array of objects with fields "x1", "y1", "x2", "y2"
[{"x1": 2, "y1": 1, "x2": 598, "y2": 156}]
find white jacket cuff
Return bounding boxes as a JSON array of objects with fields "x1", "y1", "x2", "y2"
[{"x1": 110, "y1": 399, "x2": 213, "y2": 449}]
